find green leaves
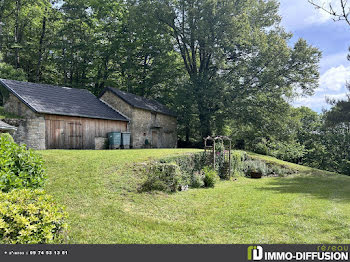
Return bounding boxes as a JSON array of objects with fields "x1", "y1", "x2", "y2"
[
  {"x1": 0, "y1": 133, "x2": 46, "y2": 192},
  {"x1": 0, "y1": 189, "x2": 68, "y2": 244}
]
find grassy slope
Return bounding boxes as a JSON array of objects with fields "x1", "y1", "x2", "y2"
[{"x1": 39, "y1": 149, "x2": 350, "y2": 244}]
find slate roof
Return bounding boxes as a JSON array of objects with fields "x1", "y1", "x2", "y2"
[
  {"x1": 0, "y1": 120, "x2": 16, "y2": 131},
  {"x1": 0, "y1": 79, "x2": 128, "y2": 121},
  {"x1": 100, "y1": 87, "x2": 176, "y2": 117}
]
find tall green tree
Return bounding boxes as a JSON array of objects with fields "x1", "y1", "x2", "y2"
[{"x1": 153, "y1": 0, "x2": 321, "y2": 138}]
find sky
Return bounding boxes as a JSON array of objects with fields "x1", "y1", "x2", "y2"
[{"x1": 279, "y1": 0, "x2": 350, "y2": 112}]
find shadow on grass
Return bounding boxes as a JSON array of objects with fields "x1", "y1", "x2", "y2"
[{"x1": 258, "y1": 171, "x2": 350, "y2": 202}]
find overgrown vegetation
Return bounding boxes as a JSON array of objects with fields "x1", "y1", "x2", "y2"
[
  {"x1": 140, "y1": 150, "x2": 296, "y2": 193},
  {"x1": 139, "y1": 163, "x2": 183, "y2": 193},
  {"x1": 0, "y1": 134, "x2": 46, "y2": 192},
  {"x1": 0, "y1": 189, "x2": 68, "y2": 244},
  {"x1": 202, "y1": 167, "x2": 219, "y2": 188},
  {"x1": 0, "y1": 133, "x2": 68, "y2": 244},
  {"x1": 141, "y1": 152, "x2": 214, "y2": 192}
]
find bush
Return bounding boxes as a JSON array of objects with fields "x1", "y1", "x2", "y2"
[
  {"x1": 232, "y1": 151, "x2": 246, "y2": 176},
  {"x1": 159, "y1": 152, "x2": 210, "y2": 175},
  {"x1": 267, "y1": 165, "x2": 295, "y2": 177},
  {"x1": 0, "y1": 134, "x2": 46, "y2": 192},
  {"x1": 243, "y1": 160, "x2": 268, "y2": 177},
  {"x1": 0, "y1": 189, "x2": 68, "y2": 244},
  {"x1": 203, "y1": 167, "x2": 219, "y2": 188},
  {"x1": 269, "y1": 141, "x2": 306, "y2": 163},
  {"x1": 140, "y1": 163, "x2": 185, "y2": 193},
  {"x1": 190, "y1": 172, "x2": 205, "y2": 188}
]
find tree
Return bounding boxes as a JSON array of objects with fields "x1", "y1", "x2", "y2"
[
  {"x1": 153, "y1": 0, "x2": 321, "y2": 138},
  {"x1": 308, "y1": 0, "x2": 350, "y2": 26}
]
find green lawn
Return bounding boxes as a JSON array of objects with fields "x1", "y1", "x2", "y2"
[{"x1": 39, "y1": 149, "x2": 350, "y2": 244}]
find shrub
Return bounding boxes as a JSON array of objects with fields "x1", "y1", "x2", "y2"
[
  {"x1": 243, "y1": 160, "x2": 268, "y2": 177},
  {"x1": 0, "y1": 189, "x2": 68, "y2": 244},
  {"x1": 251, "y1": 138, "x2": 269, "y2": 155},
  {"x1": 203, "y1": 167, "x2": 219, "y2": 188},
  {"x1": 267, "y1": 165, "x2": 296, "y2": 177},
  {"x1": 218, "y1": 161, "x2": 231, "y2": 180},
  {"x1": 140, "y1": 163, "x2": 184, "y2": 193},
  {"x1": 0, "y1": 134, "x2": 46, "y2": 192},
  {"x1": 269, "y1": 141, "x2": 306, "y2": 163},
  {"x1": 190, "y1": 172, "x2": 205, "y2": 188},
  {"x1": 231, "y1": 151, "x2": 246, "y2": 176},
  {"x1": 159, "y1": 152, "x2": 209, "y2": 175}
]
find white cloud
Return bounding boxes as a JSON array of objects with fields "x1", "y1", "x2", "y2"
[
  {"x1": 294, "y1": 92, "x2": 348, "y2": 111},
  {"x1": 319, "y1": 65, "x2": 350, "y2": 91},
  {"x1": 320, "y1": 52, "x2": 349, "y2": 72},
  {"x1": 279, "y1": 0, "x2": 336, "y2": 30},
  {"x1": 293, "y1": 65, "x2": 350, "y2": 112},
  {"x1": 304, "y1": 7, "x2": 333, "y2": 25}
]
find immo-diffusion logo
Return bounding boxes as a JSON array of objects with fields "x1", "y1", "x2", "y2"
[
  {"x1": 247, "y1": 246, "x2": 263, "y2": 261},
  {"x1": 247, "y1": 245, "x2": 349, "y2": 261}
]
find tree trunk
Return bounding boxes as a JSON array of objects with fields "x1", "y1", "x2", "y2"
[
  {"x1": 36, "y1": 8, "x2": 47, "y2": 81},
  {"x1": 14, "y1": 0, "x2": 21, "y2": 68}
]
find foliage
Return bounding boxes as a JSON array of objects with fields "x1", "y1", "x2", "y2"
[
  {"x1": 155, "y1": 0, "x2": 320, "y2": 138},
  {"x1": 0, "y1": 133, "x2": 46, "y2": 192},
  {"x1": 243, "y1": 160, "x2": 268, "y2": 177},
  {"x1": 159, "y1": 152, "x2": 210, "y2": 177},
  {"x1": 0, "y1": 107, "x2": 22, "y2": 119},
  {"x1": 0, "y1": 62, "x2": 27, "y2": 81},
  {"x1": 0, "y1": 0, "x2": 320, "y2": 144},
  {"x1": 232, "y1": 151, "x2": 246, "y2": 176},
  {"x1": 202, "y1": 167, "x2": 219, "y2": 188},
  {"x1": 267, "y1": 165, "x2": 296, "y2": 177},
  {"x1": 190, "y1": 172, "x2": 205, "y2": 188},
  {"x1": 0, "y1": 189, "x2": 68, "y2": 244},
  {"x1": 268, "y1": 141, "x2": 306, "y2": 163},
  {"x1": 38, "y1": 149, "x2": 350, "y2": 243},
  {"x1": 139, "y1": 163, "x2": 183, "y2": 193}
]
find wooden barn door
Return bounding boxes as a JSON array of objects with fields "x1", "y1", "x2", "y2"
[
  {"x1": 66, "y1": 122, "x2": 83, "y2": 149},
  {"x1": 46, "y1": 120, "x2": 65, "y2": 149},
  {"x1": 152, "y1": 130, "x2": 158, "y2": 148}
]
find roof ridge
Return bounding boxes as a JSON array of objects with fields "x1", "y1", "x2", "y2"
[
  {"x1": 0, "y1": 79, "x2": 129, "y2": 121},
  {"x1": 104, "y1": 86, "x2": 176, "y2": 117},
  {"x1": 0, "y1": 79, "x2": 91, "y2": 93}
]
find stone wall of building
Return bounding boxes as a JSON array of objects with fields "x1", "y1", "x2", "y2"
[
  {"x1": 100, "y1": 91, "x2": 177, "y2": 149},
  {"x1": 157, "y1": 113, "x2": 177, "y2": 148},
  {"x1": 4, "y1": 93, "x2": 38, "y2": 118},
  {"x1": 131, "y1": 108, "x2": 177, "y2": 149},
  {"x1": 100, "y1": 91, "x2": 133, "y2": 119},
  {"x1": 131, "y1": 108, "x2": 152, "y2": 148},
  {"x1": 3, "y1": 94, "x2": 46, "y2": 150}
]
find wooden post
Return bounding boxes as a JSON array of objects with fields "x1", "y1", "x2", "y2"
[
  {"x1": 229, "y1": 140, "x2": 231, "y2": 176},
  {"x1": 213, "y1": 139, "x2": 216, "y2": 169}
]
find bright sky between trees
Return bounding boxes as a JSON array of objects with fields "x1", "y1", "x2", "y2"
[{"x1": 280, "y1": 0, "x2": 350, "y2": 112}]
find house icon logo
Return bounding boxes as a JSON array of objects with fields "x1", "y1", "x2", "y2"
[{"x1": 247, "y1": 246, "x2": 263, "y2": 261}]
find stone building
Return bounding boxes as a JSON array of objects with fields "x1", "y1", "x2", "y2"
[
  {"x1": 0, "y1": 79, "x2": 128, "y2": 149},
  {"x1": 0, "y1": 79, "x2": 177, "y2": 149},
  {"x1": 99, "y1": 87, "x2": 177, "y2": 148}
]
